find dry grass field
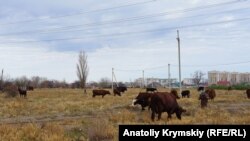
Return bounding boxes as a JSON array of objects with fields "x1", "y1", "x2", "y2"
[{"x1": 0, "y1": 88, "x2": 249, "y2": 141}]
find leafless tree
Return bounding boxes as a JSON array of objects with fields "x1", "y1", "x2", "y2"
[
  {"x1": 15, "y1": 76, "x2": 29, "y2": 87},
  {"x1": 192, "y1": 70, "x2": 206, "y2": 86},
  {"x1": 76, "y1": 50, "x2": 89, "y2": 94}
]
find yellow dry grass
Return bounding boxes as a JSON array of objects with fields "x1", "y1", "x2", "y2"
[{"x1": 0, "y1": 88, "x2": 249, "y2": 140}]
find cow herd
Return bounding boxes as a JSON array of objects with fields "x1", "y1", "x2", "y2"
[
  {"x1": 11, "y1": 85, "x2": 250, "y2": 122},
  {"x1": 130, "y1": 86, "x2": 250, "y2": 121},
  {"x1": 92, "y1": 86, "x2": 127, "y2": 98}
]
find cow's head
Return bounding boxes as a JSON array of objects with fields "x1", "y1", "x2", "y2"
[
  {"x1": 171, "y1": 89, "x2": 180, "y2": 99},
  {"x1": 176, "y1": 106, "x2": 186, "y2": 120}
]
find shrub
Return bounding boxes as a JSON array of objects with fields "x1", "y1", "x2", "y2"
[{"x1": 4, "y1": 84, "x2": 18, "y2": 97}]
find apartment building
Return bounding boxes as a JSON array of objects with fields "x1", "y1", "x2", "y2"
[{"x1": 208, "y1": 71, "x2": 250, "y2": 85}]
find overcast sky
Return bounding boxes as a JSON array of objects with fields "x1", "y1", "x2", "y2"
[{"x1": 0, "y1": 0, "x2": 250, "y2": 83}]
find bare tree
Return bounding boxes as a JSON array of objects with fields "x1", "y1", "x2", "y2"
[
  {"x1": 76, "y1": 50, "x2": 89, "y2": 93},
  {"x1": 15, "y1": 76, "x2": 29, "y2": 87},
  {"x1": 192, "y1": 70, "x2": 206, "y2": 86}
]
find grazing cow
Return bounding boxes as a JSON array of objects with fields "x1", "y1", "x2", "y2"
[
  {"x1": 227, "y1": 86, "x2": 232, "y2": 91},
  {"x1": 18, "y1": 87, "x2": 27, "y2": 98},
  {"x1": 113, "y1": 88, "x2": 121, "y2": 96},
  {"x1": 150, "y1": 91, "x2": 186, "y2": 121},
  {"x1": 113, "y1": 86, "x2": 127, "y2": 96},
  {"x1": 205, "y1": 89, "x2": 216, "y2": 100},
  {"x1": 246, "y1": 89, "x2": 250, "y2": 99},
  {"x1": 199, "y1": 91, "x2": 209, "y2": 108},
  {"x1": 132, "y1": 92, "x2": 153, "y2": 111},
  {"x1": 181, "y1": 90, "x2": 190, "y2": 98},
  {"x1": 116, "y1": 86, "x2": 127, "y2": 93},
  {"x1": 197, "y1": 86, "x2": 205, "y2": 92},
  {"x1": 27, "y1": 86, "x2": 34, "y2": 91},
  {"x1": 146, "y1": 87, "x2": 157, "y2": 93},
  {"x1": 170, "y1": 89, "x2": 180, "y2": 99},
  {"x1": 92, "y1": 89, "x2": 111, "y2": 98}
]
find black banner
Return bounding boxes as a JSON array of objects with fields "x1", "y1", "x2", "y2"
[{"x1": 119, "y1": 125, "x2": 250, "y2": 141}]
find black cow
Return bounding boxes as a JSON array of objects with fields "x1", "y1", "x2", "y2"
[
  {"x1": 113, "y1": 86, "x2": 127, "y2": 96},
  {"x1": 116, "y1": 86, "x2": 127, "y2": 93},
  {"x1": 18, "y1": 87, "x2": 27, "y2": 98},
  {"x1": 228, "y1": 86, "x2": 232, "y2": 91},
  {"x1": 92, "y1": 89, "x2": 111, "y2": 98},
  {"x1": 197, "y1": 86, "x2": 205, "y2": 92},
  {"x1": 113, "y1": 88, "x2": 121, "y2": 96},
  {"x1": 246, "y1": 89, "x2": 250, "y2": 99},
  {"x1": 132, "y1": 92, "x2": 153, "y2": 111},
  {"x1": 146, "y1": 87, "x2": 157, "y2": 93},
  {"x1": 150, "y1": 91, "x2": 186, "y2": 121},
  {"x1": 181, "y1": 90, "x2": 190, "y2": 98},
  {"x1": 27, "y1": 86, "x2": 34, "y2": 91}
]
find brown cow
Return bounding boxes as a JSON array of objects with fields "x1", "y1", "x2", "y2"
[
  {"x1": 246, "y1": 89, "x2": 250, "y2": 99},
  {"x1": 92, "y1": 89, "x2": 111, "y2": 98},
  {"x1": 132, "y1": 92, "x2": 153, "y2": 111},
  {"x1": 205, "y1": 89, "x2": 216, "y2": 100},
  {"x1": 150, "y1": 92, "x2": 186, "y2": 121}
]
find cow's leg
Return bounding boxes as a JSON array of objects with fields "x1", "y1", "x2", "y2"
[
  {"x1": 167, "y1": 112, "x2": 172, "y2": 119},
  {"x1": 157, "y1": 112, "x2": 162, "y2": 120},
  {"x1": 151, "y1": 111, "x2": 155, "y2": 121},
  {"x1": 142, "y1": 107, "x2": 145, "y2": 111}
]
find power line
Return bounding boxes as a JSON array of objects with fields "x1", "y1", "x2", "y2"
[
  {"x1": 0, "y1": 0, "x2": 157, "y2": 26},
  {"x1": 1, "y1": 6, "x2": 250, "y2": 37},
  {"x1": 114, "y1": 60, "x2": 250, "y2": 72},
  {"x1": 0, "y1": 0, "x2": 246, "y2": 35},
  {"x1": 172, "y1": 60, "x2": 250, "y2": 68},
  {"x1": 1, "y1": 17, "x2": 250, "y2": 44}
]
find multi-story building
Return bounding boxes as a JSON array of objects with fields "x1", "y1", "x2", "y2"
[
  {"x1": 134, "y1": 77, "x2": 177, "y2": 87},
  {"x1": 208, "y1": 71, "x2": 250, "y2": 85}
]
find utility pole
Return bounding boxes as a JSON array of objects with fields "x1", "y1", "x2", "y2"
[
  {"x1": 112, "y1": 68, "x2": 114, "y2": 91},
  {"x1": 168, "y1": 64, "x2": 171, "y2": 89},
  {"x1": 177, "y1": 30, "x2": 182, "y2": 94},
  {"x1": 1, "y1": 69, "x2": 3, "y2": 82},
  {"x1": 142, "y1": 70, "x2": 144, "y2": 88}
]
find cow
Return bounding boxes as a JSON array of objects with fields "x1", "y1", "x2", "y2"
[
  {"x1": 116, "y1": 86, "x2": 127, "y2": 93},
  {"x1": 170, "y1": 89, "x2": 180, "y2": 99},
  {"x1": 246, "y1": 89, "x2": 250, "y2": 99},
  {"x1": 181, "y1": 90, "x2": 190, "y2": 98},
  {"x1": 146, "y1": 87, "x2": 157, "y2": 93},
  {"x1": 18, "y1": 87, "x2": 27, "y2": 98},
  {"x1": 205, "y1": 89, "x2": 216, "y2": 100},
  {"x1": 27, "y1": 86, "x2": 34, "y2": 91},
  {"x1": 150, "y1": 91, "x2": 186, "y2": 121},
  {"x1": 197, "y1": 86, "x2": 205, "y2": 92},
  {"x1": 132, "y1": 92, "x2": 153, "y2": 111},
  {"x1": 113, "y1": 88, "x2": 121, "y2": 96},
  {"x1": 92, "y1": 89, "x2": 111, "y2": 98},
  {"x1": 199, "y1": 91, "x2": 209, "y2": 108},
  {"x1": 113, "y1": 86, "x2": 127, "y2": 96}
]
